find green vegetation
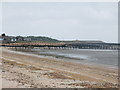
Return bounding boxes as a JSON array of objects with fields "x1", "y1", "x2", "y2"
[
  {"x1": 27, "y1": 36, "x2": 59, "y2": 43},
  {"x1": 1, "y1": 33, "x2": 105, "y2": 44},
  {"x1": 62, "y1": 40, "x2": 104, "y2": 44}
]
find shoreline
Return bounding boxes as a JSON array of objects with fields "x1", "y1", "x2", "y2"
[
  {"x1": 9, "y1": 48, "x2": 118, "y2": 69},
  {"x1": 1, "y1": 47, "x2": 118, "y2": 88}
]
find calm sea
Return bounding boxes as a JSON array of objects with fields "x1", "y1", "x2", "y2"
[{"x1": 32, "y1": 48, "x2": 118, "y2": 68}]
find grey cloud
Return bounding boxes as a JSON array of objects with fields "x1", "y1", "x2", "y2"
[{"x1": 2, "y1": 2, "x2": 118, "y2": 43}]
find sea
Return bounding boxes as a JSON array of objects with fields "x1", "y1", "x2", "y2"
[{"x1": 31, "y1": 48, "x2": 118, "y2": 68}]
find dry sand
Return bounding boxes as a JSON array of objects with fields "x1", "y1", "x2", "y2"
[{"x1": 0, "y1": 48, "x2": 118, "y2": 88}]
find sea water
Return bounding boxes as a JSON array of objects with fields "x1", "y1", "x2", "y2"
[{"x1": 32, "y1": 48, "x2": 118, "y2": 68}]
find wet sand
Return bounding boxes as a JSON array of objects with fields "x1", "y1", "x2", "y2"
[{"x1": 1, "y1": 48, "x2": 118, "y2": 88}]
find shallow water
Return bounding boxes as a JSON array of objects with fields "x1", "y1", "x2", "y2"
[{"x1": 32, "y1": 48, "x2": 118, "y2": 68}]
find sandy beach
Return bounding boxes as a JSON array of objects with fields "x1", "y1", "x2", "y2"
[{"x1": 0, "y1": 47, "x2": 118, "y2": 88}]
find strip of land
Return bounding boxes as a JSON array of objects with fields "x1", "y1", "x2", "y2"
[{"x1": 1, "y1": 48, "x2": 118, "y2": 88}]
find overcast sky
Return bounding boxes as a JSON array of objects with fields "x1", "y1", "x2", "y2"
[{"x1": 1, "y1": 2, "x2": 118, "y2": 43}]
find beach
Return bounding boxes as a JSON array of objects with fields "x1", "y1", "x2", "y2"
[{"x1": 1, "y1": 48, "x2": 118, "y2": 88}]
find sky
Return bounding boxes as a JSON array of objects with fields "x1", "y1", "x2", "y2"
[
  {"x1": 0, "y1": 2, "x2": 2, "y2": 34},
  {"x1": 1, "y1": 2, "x2": 118, "y2": 43}
]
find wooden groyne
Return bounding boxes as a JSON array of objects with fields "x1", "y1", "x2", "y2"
[{"x1": 0, "y1": 42, "x2": 120, "y2": 50}]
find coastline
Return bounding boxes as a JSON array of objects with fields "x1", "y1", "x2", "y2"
[
  {"x1": 9, "y1": 48, "x2": 118, "y2": 69},
  {"x1": 1, "y1": 47, "x2": 118, "y2": 88}
]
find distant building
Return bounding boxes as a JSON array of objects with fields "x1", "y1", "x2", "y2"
[
  {"x1": 0, "y1": 34, "x2": 32, "y2": 43},
  {"x1": 0, "y1": 33, "x2": 6, "y2": 41},
  {"x1": 0, "y1": 36, "x2": 3, "y2": 41},
  {"x1": 0, "y1": 36, "x2": 3, "y2": 44},
  {"x1": 24, "y1": 37, "x2": 31, "y2": 41},
  {"x1": 11, "y1": 37, "x2": 17, "y2": 42},
  {"x1": 0, "y1": 34, "x2": 11, "y2": 44},
  {"x1": 16, "y1": 36, "x2": 24, "y2": 41}
]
